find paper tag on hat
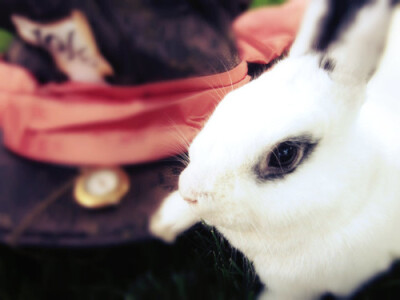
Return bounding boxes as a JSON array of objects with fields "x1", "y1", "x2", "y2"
[{"x1": 12, "y1": 10, "x2": 114, "y2": 83}]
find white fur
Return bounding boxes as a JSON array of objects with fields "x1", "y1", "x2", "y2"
[
  {"x1": 150, "y1": 191, "x2": 199, "y2": 242},
  {"x1": 150, "y1": 1, "x2": 400, "y2": 299}
]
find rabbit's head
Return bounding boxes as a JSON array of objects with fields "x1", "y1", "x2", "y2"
[{"x1": 179, "y1": 0, "x2": 396, "y2": 235}]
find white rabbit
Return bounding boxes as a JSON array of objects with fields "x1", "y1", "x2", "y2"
[{"x1": 151, "y1": 0, "x2": 400, "y2": 299}]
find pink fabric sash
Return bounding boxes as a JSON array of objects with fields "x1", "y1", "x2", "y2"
[{"x1": 0, "y1": 0, "x2": 307, "y2": 166}]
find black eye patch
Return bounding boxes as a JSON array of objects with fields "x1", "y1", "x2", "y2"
[{"x1": 254, "y1": 135, "x2": 319, "y2": 181}]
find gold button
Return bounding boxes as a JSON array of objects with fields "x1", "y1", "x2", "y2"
[{"x1": 74, "y1": 167, "x2": 130, "y2": 209}]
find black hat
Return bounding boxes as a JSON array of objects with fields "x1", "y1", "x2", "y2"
[{"x1": 0, "y1": 0, "x2": 251, "y2": 247}]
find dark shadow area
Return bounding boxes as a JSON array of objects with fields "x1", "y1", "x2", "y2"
[
  {"x1": 0, "y1": 224, "x2": 263, "y2": 300},
  {"x1": 2, "y1": 222, "x2": 400, "y2": 300}
]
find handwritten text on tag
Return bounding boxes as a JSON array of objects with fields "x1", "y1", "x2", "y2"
[{"x1": 12, "y1": 10, "x2": 114, "y2": 83}]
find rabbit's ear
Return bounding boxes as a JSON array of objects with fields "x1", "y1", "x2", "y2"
[{"x1": 290, "y1": 0, "x2": 397, "y2": 84}]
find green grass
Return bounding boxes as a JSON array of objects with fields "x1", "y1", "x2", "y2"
[
  {"x1": 251, "y1": 0, "x2": 286, "y2": 8},
  {"x1": 0, "y1": 29, "x2": 13, "y2": 54}
]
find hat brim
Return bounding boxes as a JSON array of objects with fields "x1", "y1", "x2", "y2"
[{"x1": 0, "y1": 132, "x2": 181, "y2": 247}]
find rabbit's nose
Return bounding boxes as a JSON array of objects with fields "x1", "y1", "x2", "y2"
[
  {"x1": 179, "y1": 168, "x2": 198, "y2": 204},
  {"x1": 183, "y1": 197, "x2": 198, "y2": 204}
]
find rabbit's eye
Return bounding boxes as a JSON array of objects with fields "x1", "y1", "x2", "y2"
[
  {"x1": 269, "y1": 143, "x2": 298, "y2": 168},
  {"x1": 256, "y1": 137, "x2": 319, "y2": 181},
  {"x1": 268, "y1": 142, "x2": 301, "y2": 171}
]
